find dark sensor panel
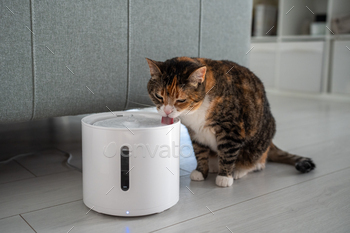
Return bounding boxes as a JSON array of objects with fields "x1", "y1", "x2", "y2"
[{"x1": 121, "y1": 146, "x2": 129, "y2": 191}]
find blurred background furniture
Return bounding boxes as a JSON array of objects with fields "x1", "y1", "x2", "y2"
[
  {"x1": 250, "y1": 0, "x2": 350, "y2": 95},
  {"x1": 0, "y1": 0, "x2": 252, "y2": 123}
]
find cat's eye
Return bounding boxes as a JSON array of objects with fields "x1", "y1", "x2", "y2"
[
  {"x1": 177, "y1": 99, "x2": 186, "y2": 103},
  {"x1": 155, "y1": 93, "x2": 163, "y2": 100}
]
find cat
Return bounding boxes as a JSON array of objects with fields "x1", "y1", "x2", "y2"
[{"x1": 146, "y1": 57, "x2": 315, "y2": 187}]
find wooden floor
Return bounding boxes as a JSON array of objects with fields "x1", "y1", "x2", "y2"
[{"x1": 1, "y1": 93, "x2": 350, "y2": 233}]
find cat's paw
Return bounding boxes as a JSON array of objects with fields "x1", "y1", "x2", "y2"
[
  {"x1": 233, "y1": 169, "x2": 248, "y2": 180},
  {"x1": 190, "y1": 170, "x2": 204, "y2": 181},
  {"x1": 253, "y1": 162, "x2": 266, "y2": 172},
  {"x1": 295, "y1": 158, "x2": 316, "y2": 173},
  {"x1": 208, "y1": 156, "x2": 219, "y2": 173},
  {"x1": 215, "y1": 175, "x2": 233, "y2": 187}
]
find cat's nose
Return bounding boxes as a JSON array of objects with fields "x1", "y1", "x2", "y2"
[
  {"x1": 164, "y1": 105, "x2": 173, "y2": 115},
  {"x1": 164, "y1": 109, "x2": 173, "y2": 115}
]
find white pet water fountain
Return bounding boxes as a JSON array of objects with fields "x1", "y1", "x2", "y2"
[{"x1": 81, "y1": 111, "x2": 181, "y2": 217}]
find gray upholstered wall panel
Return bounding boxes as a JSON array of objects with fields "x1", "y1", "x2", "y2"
[
  {"x1": 127, "y1": 0, "x2": 200, "y2": 109},
  {"x1": 31, "y1": 0, "x2": 128, "y2": 119},
  {"x1": 200, "y1": 0, "x2": 252, "y2": 67},
  {"x1": 0, "y1": 0, "x2": 33, "y2": 122}
]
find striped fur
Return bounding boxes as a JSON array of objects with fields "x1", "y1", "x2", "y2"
[{"x1": 146, "y1": 57, "x2": 316, "y2": 187}]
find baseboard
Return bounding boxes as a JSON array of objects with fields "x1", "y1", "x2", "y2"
[{"x1": 265, "y1": 88, "x2": 350, "y2": 103}]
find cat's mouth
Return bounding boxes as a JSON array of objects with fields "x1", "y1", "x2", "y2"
[
  {"x1": 162, "y1": 111, "x2": 179, "y2": 119},
  {"x1": 157, "y1": 108, "x2": 181, "y2": 119}
]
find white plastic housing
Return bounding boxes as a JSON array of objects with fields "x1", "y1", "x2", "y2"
[{"x1": 82, "y1": 111, "x2": 180, "y2": 217}]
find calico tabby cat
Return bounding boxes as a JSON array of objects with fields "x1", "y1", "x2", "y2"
[{"x1": 146, "y1": 57, "x2": 315, "y2": 187}]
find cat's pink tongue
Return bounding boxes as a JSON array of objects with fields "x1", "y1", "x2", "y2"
[{"x1": 161, "y1": 117, "x2": 174, "y2": 125}]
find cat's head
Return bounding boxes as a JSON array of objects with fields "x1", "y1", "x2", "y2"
[{"x1": 146, "y1": 57, "x2": 207, "y2": 118}]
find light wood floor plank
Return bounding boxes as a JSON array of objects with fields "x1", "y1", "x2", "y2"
[
  {"x1": 2, "y1": 94, "x2": 350, "y2": 232},
  {"x1": 156, "y1": 168, "x2": 350, "y2": 233},
  {"x1": 15, "y1": 149, "x2": 72, "y2": 176},
  {"x1": 0, "y1": 215, "x2": 35, "y2": 233},
  {"x1": 21, "y1": 134, "x2": 350, "y2": 233},
  {"x1": 0, "y1": 171, "x2": 82, "y2": 219},
  {"x1": 273, "y1": 114, "x2": 350, "y2": 151},
  {"x1": 0, "y1": 161, "x2": 35, "y2": 184}
]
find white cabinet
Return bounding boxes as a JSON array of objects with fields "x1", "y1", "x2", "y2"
[
  {"x1": 278, "y1": 42, "x2": 324, "y2": 93},
  {"x1": 249, "y1": 0, "x2": 350, "y2": 97},
  {"x1": 250, "y1": 43, "x2": 277, "y2": 88},
  {"x1": 331, "y1": 40, "x2": 350, "y2": 95}
]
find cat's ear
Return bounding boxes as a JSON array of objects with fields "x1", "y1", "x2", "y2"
[
  {"x1": 146, "y1": 58, "x2": 162, "y2": 79},
  {"x1": 189, "y1": 66, "x2": 207, "y2": 87}
]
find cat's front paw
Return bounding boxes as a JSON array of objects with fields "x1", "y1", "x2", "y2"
[
  {"x1": 215, "y1": 175, "x2": 233, "y2": 187},
  {"x1": 233, "y1": 169, "x2": 248, "y2": 180},
  {"x1": 190, "y1": 170, "x2": 205, "y2": 181}
]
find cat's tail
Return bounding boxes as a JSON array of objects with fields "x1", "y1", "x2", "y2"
[{"x1": 267, "y1": 142, "x2": 315, "y2": 173}]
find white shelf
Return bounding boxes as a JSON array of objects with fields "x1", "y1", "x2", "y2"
[
  {"x1": 251, "y1": 36, "x2": 278, "y2": 43},
  {"x1": 252, "y1": 34, "x2": 350, "y2": 43},
  {"x1": 328, "y1": 34, "x2": 350, "y2": 40},
  {"x1": 249, "y1": 0, "x2": 350, "y2": 96},
  {"x1": 280, "y1": 35, "x2": 326, "y2": 41},
  {"x1": 278, "y1": 0, "x2": 322, "y2": 37}
]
